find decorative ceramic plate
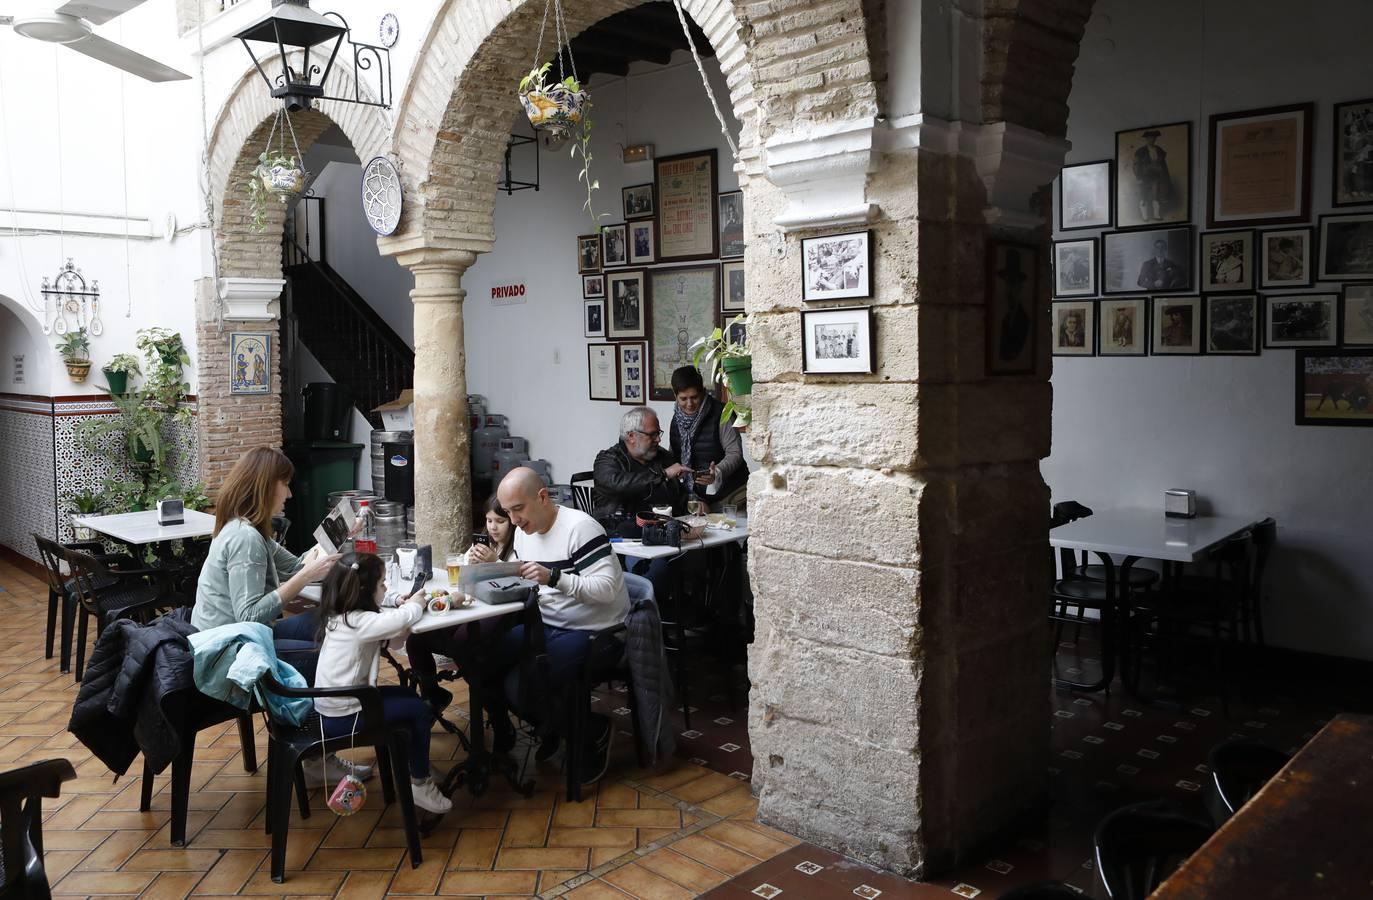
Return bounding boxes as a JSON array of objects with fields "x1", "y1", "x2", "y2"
[
  {"x1": 361, "y1": 156, "x2": 403, "y2": 236},
  {"x1": 379, "y1": 12, "x2": 399, "y2": 48}
]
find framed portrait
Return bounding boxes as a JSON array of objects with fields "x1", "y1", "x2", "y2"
[
  {"x1": 1318, "y1": 213, "x2": 1373, "y2": 281},
  {"x1": 722, "y1": 260, "x2": 746, "y2": 312},
  {"x1": 229, "y1": 332, "x2": 271, "y2": 394},
  {"x1": 1102, "y1": 226, "x2": 1193, "y2": 295},
  {"x1": 622, "y1": 183, "x2": 655, "y2": 219},
  {"x1": 1265, "y1": 293, "x2": 1338, "y2": 348},
  {"x1": 1098, "y1": 297, "x2": 1148, "y2": 357},
  {"x1": 1332, "y1": 98, "x2": 1373, "y2": 207},
  {"x1": 718, "y1": 190, "x2": 744, "y2": 258},
  {"x1": 601, "y1": 223, "x2": 628, "y2": 268},
  {"x1": 605, "y1": 269, "x2": 646, "y2": 340},
  {"x1": 801, "y1": 306, "x2": 875, "y2": 374},
  {"x1": 1199, "y1": 229, "x2": 1254, "y2": 293},
  {"x1": 1151, "y1": 296, "x2": 1203, "y2": 355},
  {"x1": 1059, "y1": 159, "x2": 1113, "y2": 231},
  {"x1": 1295, "y1": 349, "x2": 1373, "y2": 426},
  {"x1": 1259, "y1": 227, "x2": 1314, "y2": 289},
  {"x1": 582, "y1": 273, "x2": 605, "y2": 299},
  {"x1": 648, "y1": 265, "x2": 720, "y2": 399},
  {"x1": 577, "y1": 233, "x2": 602, "y2": 273},
  {"x1": 1115, "y1": 122, "x2": 1190, "y2": 229},
  {"x1": 1051, "y1": 301, "x2": 1095, "y2": 357},
  {"x1": 583, "y1": 300, "x2": 605, "y2": 338},
  {"x1": 988, "y1": 240, "x2": 1038, "y2": 374},
  {"x1": 1208, "y1": 103, "x2": 1313, "y2": 228},
  {"x1": 586, "y1": 343, "x2": 619, "y2": 401},
  {"x1": 727, "y1": 317, "x2": 747, "y2": 347},
  {"x1": 628, "y1": 219, "x2": 656, "y2": 265},
  {"x1": 617, "y1": 342, "x2": 648, "y2": 406},
  {"x1": 801, "y1": 229, "x2": 873, "y2": 301},
  {"x1": 1205, "y1": 294, "x2": 1260, "y2": 355},
  {"x1": 654, "y1": 149, "x2": 718, "y2": 262},
  {"x1": 1052, "y1": 238, "x2": 1097, "y2": 298},
  {"x1": 1342, "y1": 284, "x2": 1373, "y2": 346}
]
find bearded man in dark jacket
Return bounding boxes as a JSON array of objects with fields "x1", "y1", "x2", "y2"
[{"x1": 592, "y1": 406, "x2": 689, "y2": 529}]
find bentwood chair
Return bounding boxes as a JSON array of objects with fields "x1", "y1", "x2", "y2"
[
  {"x1": 0, "y1": 758, "x2": 77, "y2": 899},
  {"x1": 569, "y1": 471, "x2": 597, "y2": 515},
  {"x1": 1204, "y1": 738, "x2": 1290, "y2": 827},
  {"x1": 1093, "y1": 801, "x2": 1213, "y2": 899}
]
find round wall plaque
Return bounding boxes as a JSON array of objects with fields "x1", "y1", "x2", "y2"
[
  {"x1": 379, "y1": 13, "x2": 399, "y2": 48},
  {"x1": 361, "y1": 156, "x2": 403, "y2": 236}
]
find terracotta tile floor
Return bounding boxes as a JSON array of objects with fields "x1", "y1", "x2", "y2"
[{"x1": 5, "y1": 556, "x2": 1367, "y2": 898}]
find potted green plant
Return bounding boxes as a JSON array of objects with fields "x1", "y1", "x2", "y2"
[
  {"x1": 247, "y1": 150, "x2": 307, "y2": 232},
  {"x1": 691, "y1": 315, "x2": 752, "y2": 428},
  {"x1": 65, "y1": 488, "x2": 103, "y2": 539},
  {"x1": 101, "y1": 352, "x2": 142, "y2": 396},
  {"x1": 518, "y1": 63, "x2": 605, "y2": 224},
  {"x1": 56, "y1": 328, "x2": 92, "y2": 382}
]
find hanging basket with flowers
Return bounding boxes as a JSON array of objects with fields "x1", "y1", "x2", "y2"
[{"x1": 246, "y1": 108, "x2": 310, "y2": 232}]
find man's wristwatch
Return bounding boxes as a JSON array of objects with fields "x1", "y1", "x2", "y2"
[{"x1": 547, "y1": 567, "x2": 562, "y2": 589}]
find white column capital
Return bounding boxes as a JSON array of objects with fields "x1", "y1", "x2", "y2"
[
  {"x1": 764, "y1": 117, "x2": 881, "y2": 232},
  {"x1": 218, "y1": 276, "x2": 283, "y2": 321}
]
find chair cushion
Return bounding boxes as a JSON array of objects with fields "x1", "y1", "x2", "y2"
[{"x1": 1052, "y1": 579, "x2": 1113, "y2": 604}]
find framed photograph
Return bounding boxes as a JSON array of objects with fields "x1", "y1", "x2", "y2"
[
  {"x1": 1059, "y1": 159, "x2": 1113, "y2": 231},
  {"x1": 718, "y1": 190, "x2": 744, "y2": 258},
  {"x1": 1295, "y1": 349, "x2": 1373, "y2": 426},
  {"x1": 605, "y1": 269, "x2": 646, "y2": 340},
  {"x1": 1318, "y1": 213, "x2": 1373, "y2": 281},
  {"x1": 654, "y1": 149, "x2": 718, "y2": 262},
  {"x1": 1342, "y1": 284, "x2": 1373, "y2": 346},
  {"x1": 1259, "y1": 227, "x2": 1315, "y2": 289},
  {"x1": 1115, "y1": 122, "x2": 1190, "y2": 229},
  {"x1": 722, "y1": 260, "x2": 746, "y2": 312},
  {"x1": 586, "y1": 343, "x2": 619, "y2": 401},
  {"x1": 1205, "y1": 294, "x2": 1260, "y2": 355},
  {"x1": 1265, "y1": 293, "x2": 1338, "y2": 348},
  {"x1": 648, "y1": 265, "x2": 720, "y2": 399},
  {"x1": 727, "y1": 317, "x2": 747, "y2": 347},
  {"x1": 1098, "y1": 297, "x2": 1148, "y2": 357},
  {"x1": 1051, "y1": 301, "x2": 1095, "y2": 356},
  {"x1": 229, "y1": 332, "x2": 271, "y2": 394},
  {"x1": 1052, "y1": 238, "x2": 1097, "y2": 298},
  {"x1": 577, "y1": 233, "x2": 602, "y2": 273},
  {"x1": 617, "y1": 342, "x2": 648, "y2": 406},
  {"x1": 801, "y1": 306, "x2": 875, "y2": 374},
  {"x1": 601, "y1": 223, "x2": 628, "y2": 268},
  {"x1": 1152, "y1": 296, "x2": 1203, "y2": 355},
  {"x1": 1332, "y1": 98, "x2": 1373, "y2": 207},
  {"x1": 1199, "y1": 229, "x2": 1254, "y2": 292},
  {"x1": 1208, "y1": 103, "x2": 1313, "y2": 228},
  {"x1": 628, "y1": 219, "x2": 656, "y2": 265},
  {"x1": 801, "y1": 229, "x2": 873, "y2": 301},
  {"x1": 582, "y1": 273, "x2": 605, "y2": 299},
  {"x1": 988, "y1": 240, "x2": 1038, "y2": 374},
  {"x1": 622, "y1": 183, "x2": 655, "y2": 219},
  {"x1": 583, "y1": 300, "x2": 605, "y2": 338},
  {"x1": 1102, "y1": 226, "x2": 1192, "y2": 295}
]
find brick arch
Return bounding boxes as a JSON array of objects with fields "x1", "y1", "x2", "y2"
[
  {"x1": 386, "y1": 0, "x2": 766, "y2": 252},
  {"x1": 981, "y1": 0, "x2": 1097, "y2": 138}
]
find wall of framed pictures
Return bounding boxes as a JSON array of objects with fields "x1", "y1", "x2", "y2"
[{"x1": 1043, "y1": 0, "x2": 1373, "y2": 663}]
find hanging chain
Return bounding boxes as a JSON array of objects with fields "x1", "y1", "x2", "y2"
[
  {"x1": 670, "y1": 0, "x2": 738, "y2": 160},
  {"x1": 532, "y1": 0, "x2": 552, "y2": 74}
]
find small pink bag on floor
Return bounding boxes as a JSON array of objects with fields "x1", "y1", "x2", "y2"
[{"x1": 321, "y1": 714, "x2": 366, "y2": 816}]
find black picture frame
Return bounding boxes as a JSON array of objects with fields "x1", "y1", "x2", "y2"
[
  {"x1": 1208, "y1": 103, "x2": 1314, "y2": 229},
  {"x1": 1205, "y1": 294, "x2": 1261, "y2": 355},
  {"x1": 1318, "y1": 213, "x2": 1373, "y2": 281},
  {"x1": 718, "y1": 190, "x2": 744, "y2": 258},
  {"x1": 1051, "y1": 300, "x2": 1096, "y2": 357},
  {"x1": 654, "y1": 149, "x2": 719, "y2": 263},
  {"x1": 800, "y1": 230, "x2": 874, "y2": 301},
  {"x1": 1102, "y1": 226, "x2": 1194, "y2": 295},
  {"x1": 1342, "y1": 283, "x2": 1373, "y2": 347},
  {"x1": 800, "y1": 306, "x2": 875, "y2": 374},
  {"x1": 1264, "y1": 293, "x2": 1339, "y2": 349},
  {"x1": 576, "y1": 233, "x2": 602, "y2": 273},
  {"x1": 617, "y1": 342, "x2": 648, "y2": 406},
  {"x1": 586, "y1": 342, "x2": 619, "y2": 401},
  {"x1": 601, "y1": 223, "x2": 628, "y2": 268},
  {"x1": 605, "y1": 269, "x2": 647, "y2": 340},
  {"x1": 721, "y1": 260, "x2": 745, "y2": 312},
  {"x1": 583, "y1": 299, "x2": 605, "y2": 338},
  {"x1": 1115, "y1": 121, "x2": 1192, "y2": 230},
  {"x1": 582, "y1": 273, "x2": 605, "y2": 299},
  {"x1": 988, "y1": 239, "x2": 1039, "y2": 374},
  {"x1": 1151, "y1": 296, "x2": 1204, "y2": 356},
  {"x1": 1199, "y1": 229, "x2": 1255, "y2": 293},
  {"x1": 1052, "y1": 237, "x2": 1098, "y2": 299},
  {"x1": 627, "y1": 219, "x2": 656, "y2": 265},
  {"x1": 1332, "y1": 97, "x2": 1373, "y2": 208},
  {"x1": 622, "y1": 183, "x2": 655, "y2": 219},
  {"x1": 1258, "y1": 226, "x2": 1316, "y2": 289},
  {"x1": 1098, "y1": 297, "x2": 1149, "y2": 357},
  {"x1": 1058, "y1": 159, "x2": 1113, "y2": 231},
  {"x1": 1295, "y1": 348, "x2": 1373, "y2": 426}
]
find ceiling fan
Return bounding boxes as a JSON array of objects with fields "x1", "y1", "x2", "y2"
[{"x1": 1, "y1": 0, "x2": 190, "y2": 82}]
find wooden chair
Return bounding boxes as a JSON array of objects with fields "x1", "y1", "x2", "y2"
[{"x1": 0, "y1": 758, "x2": 77, "y2": 899}]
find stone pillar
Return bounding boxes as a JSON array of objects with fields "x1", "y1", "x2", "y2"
[{"x1": 394, "y1": 249, "x2": 477, "y2": 556}]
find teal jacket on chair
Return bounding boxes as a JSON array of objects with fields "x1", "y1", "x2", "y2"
[{"x1": 188, "y1": 622, "x2": 312, "y2": 725}]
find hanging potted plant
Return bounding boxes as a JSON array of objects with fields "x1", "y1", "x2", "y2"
[
  {"x1": 518, "y1": 62, "x2": 587, "y2": 136},
  {"x1": 248, "y1": 150, "x2": 307, "y2": 232},
  {"x1": 56, "y1": 328, "x2": 92, "y2": 382},
  {"x1": 101, "y1": 352, "x2": 142, "y2": 396},
  {"x1": 691, "y1": 315, "x2": 752, "y2": 428}
]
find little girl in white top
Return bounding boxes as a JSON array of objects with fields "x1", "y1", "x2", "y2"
[{"x1": 313, "y1": 552, "x2": 452, "y2": 814}]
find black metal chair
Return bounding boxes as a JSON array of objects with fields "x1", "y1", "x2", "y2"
[
  {"x1": 1203, "y1": 738, "x2": 1290, "y2": 827},
  {"x1": 1245, "y1": 518, "x2": 1276, "y2": 646},
  {"x1": 569, "y1": 471, "x2": 597, "y2": 515},
  {"x1": 0, "y1": 758, "x2": 77, "y2": 899},
  {"x1": 1093, "y1": 801, "x2": 1213, "y2": 899},
  {"x1": 62, "y1": 546, "x2": 182, "y2": 682},
  {"x1": 256, "y1": 673, "x2": 422, "y2": 883},
  {"x1": 271, "y1": 515, "x2": 291, "y2": 545},
  {"x1": 33, "y1": 535, "x2": 116, "y2": 674}
]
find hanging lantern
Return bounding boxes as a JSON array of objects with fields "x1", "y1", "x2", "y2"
[{"x1": 235, "y1": 0, "x2": 346, "y2": 112}]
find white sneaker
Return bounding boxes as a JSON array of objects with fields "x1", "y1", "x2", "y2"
[
  {"x1": 302, "y1": 754, "x2": 373, "y2": 789},
  {"x1": 411, "y1": 778, "x2": 452, "y2": 814}
]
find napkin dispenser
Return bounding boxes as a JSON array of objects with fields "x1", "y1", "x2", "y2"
[
  {"x1": 1164, "y1": 489, "x2": 1196, "y2": 519},
  {"x1": 157, "y1": 498, "x2": 184, "y2": 526}
]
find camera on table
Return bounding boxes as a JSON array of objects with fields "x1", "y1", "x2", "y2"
[{"x1": 636, "y1": 511, "x2": 683, "y2": 548}]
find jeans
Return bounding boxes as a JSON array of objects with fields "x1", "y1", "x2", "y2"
[
  {"x1": 618, "y1": 554, "x2": 672, "y2": 606},
  {"x1": 320, "y1": 685, "x2": 434, "y2": 780},
  {"x1": 273, "y1": 611, "x2": 319, "y2": 685},
  {"x1": 486, "y1": 624, "x2": 622, "y2": 742}
]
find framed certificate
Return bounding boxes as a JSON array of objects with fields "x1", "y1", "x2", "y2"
[
  {"x1": 1208, "y1": 103, "x2": 1313, "y2": 228},
  {"x1": 654, "y1": 149, "x2": 718, "y2": 262},
  {"x1": 586, "y1": 343, "x2": 618, "y2": 401}
]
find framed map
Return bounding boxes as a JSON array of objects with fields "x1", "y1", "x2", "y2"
[
  {"x1": 648, "y1": 264, "x2": 720, "y2": 400},
  {"x1": 654, "y1": 149, "x2": 718, "y2": 262}
]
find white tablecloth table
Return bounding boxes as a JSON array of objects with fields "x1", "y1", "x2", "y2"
[
  {"x1": 611, "y1": 517, "x2": 749, "y2": 561},
  {"x1": 72, "y1": 509, "x2": 216, "y2": 545}
]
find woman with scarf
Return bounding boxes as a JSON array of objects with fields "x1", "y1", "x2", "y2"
[{"x1": 668, "y1": 366, "x2": 748, "y2": 511}]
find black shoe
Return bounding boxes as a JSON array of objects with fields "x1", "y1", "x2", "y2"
[
  {"x1": 581, "y1": 715, "x2": 615, "y2": 786},
  {"x1": 536, "y1": 734, "x2": 561, "y2": 762},
  {"x1": 422, "y1": 684, "x2": 452, "y2": 713}
]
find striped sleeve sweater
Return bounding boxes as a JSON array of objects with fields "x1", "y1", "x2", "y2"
[{"x1": 513, "y1": 505, "x2": 629, "y2": 631}]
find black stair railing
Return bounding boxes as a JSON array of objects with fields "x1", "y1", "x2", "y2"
[{"x1": 282, "y1": 232, "x2": 413, "y2": 429}]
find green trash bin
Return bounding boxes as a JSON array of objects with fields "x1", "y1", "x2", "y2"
[{"x1": 283, "y1": 440, "x2": 365, "y2": 554}]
